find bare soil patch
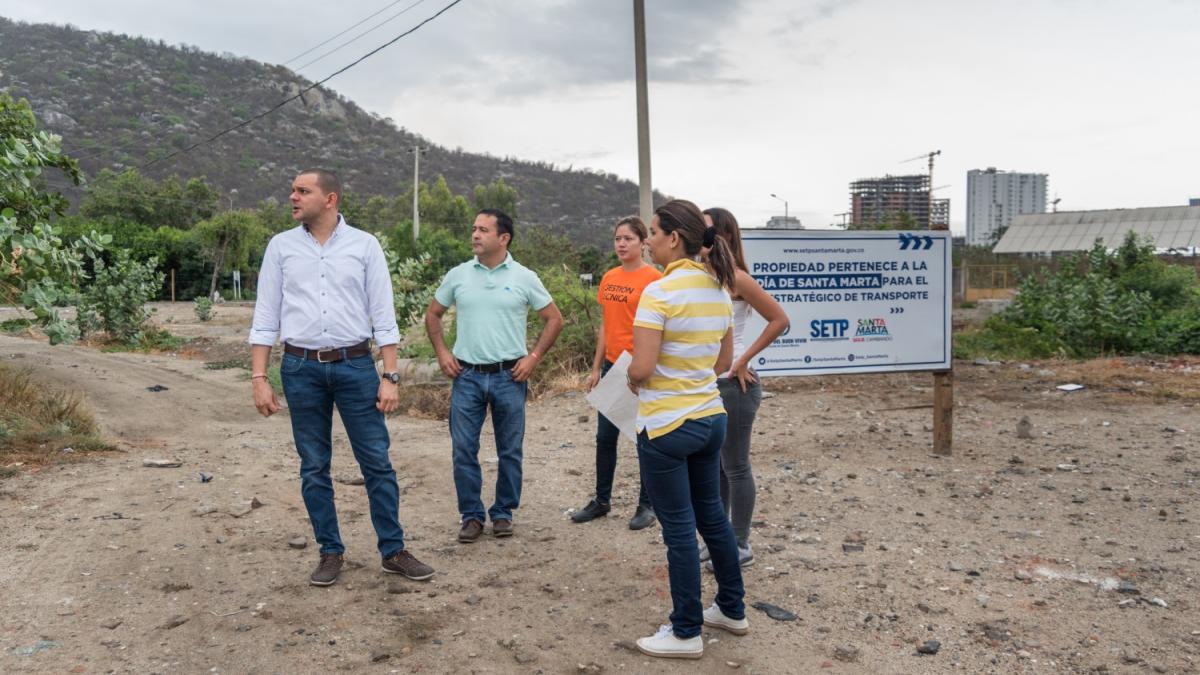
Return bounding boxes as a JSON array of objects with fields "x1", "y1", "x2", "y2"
[{"x1": 0, "y1": 305, "x2": 1197, "y2": 674}]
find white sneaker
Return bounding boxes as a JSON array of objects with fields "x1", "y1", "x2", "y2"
[
  {"x1": 704, "y1": 544, "x2": 754, "y2": 572},
  {"x1": 635, "y1": 624, "x2": 704, "y2": 659},
  {"x1": 703, "y1": 604, "x2": 749, "y2": 635}
]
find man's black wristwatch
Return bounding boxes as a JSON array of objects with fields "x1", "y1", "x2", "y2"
[{"x1": 381, "y1": 371, "x2": 401, "y2": 385}]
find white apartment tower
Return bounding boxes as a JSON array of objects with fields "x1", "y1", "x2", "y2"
[{"x1": 966, "y1": 168, "x2": 1048, "y2": 246}]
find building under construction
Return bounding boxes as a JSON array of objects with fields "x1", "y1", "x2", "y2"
[{"x1": 850, "y1": 174, "x2": 932, "y2": 228}]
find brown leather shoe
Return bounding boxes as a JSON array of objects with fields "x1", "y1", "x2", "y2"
[
  {"x1": 310, "y1": 553, "x2": 343, "y2": 586},
  {"x1": 458, "y1": 519, "x2": 484, "y2": 543},
  {"x1": 381, "y1": 549, "x2": 435, "y2": 581},
  {"x1": 492, "y1": 519, "x2": 513, "y2": 538}
]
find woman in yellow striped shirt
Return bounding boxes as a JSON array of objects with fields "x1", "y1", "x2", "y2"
[{"x1": 627, "y1": 199, "x2": 749, "y2": 660}]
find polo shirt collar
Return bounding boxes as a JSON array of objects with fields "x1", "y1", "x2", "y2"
[{"x1": 473, "y1": 252, "x2": 513, "y2": 271}]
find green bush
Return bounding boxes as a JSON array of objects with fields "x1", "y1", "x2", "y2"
[
  {"x1": 194, "y1": 295, "x2": 213, "y2": 321},
  {"x1": 964, "y1": 233, "x2": 1200, "y2": 359},
  {"x1": 527, "y1": 263, "x2": 599, "y2": 383},
  {"x1": 76, "y1": 251, "x2": 163, "y2": 343}
]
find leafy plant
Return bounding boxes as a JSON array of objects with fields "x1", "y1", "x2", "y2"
[
  {"x1": 0, "y1": 92, "x2": 109, "y2": 344},
  {"x1": 194, "y1": 295, "x2": 214, "y2": 321},
  {"x1": 962, "y1": 233, "x2": 1200, "y2": 359},
  {"x1": 76, "y1": 250, "x2": 163, "y2": 343}
]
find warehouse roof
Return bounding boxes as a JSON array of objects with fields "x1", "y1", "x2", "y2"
[{"x1": 993, "y1": 205, "x2": 1200, "y2": 253}]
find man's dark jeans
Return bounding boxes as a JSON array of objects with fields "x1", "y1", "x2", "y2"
[
  {"x1": 595, "y1": 360, "x2": 650, "y2": 507},
  {"x1": 637, "y1": 414, "x2": 745, "y2": 639},
  {"x1": 281, "y1": 351, "x2": 405, "y2": 558},
  {"x1": 449, "y1": 366, "x2": 527, "y2": 524}
]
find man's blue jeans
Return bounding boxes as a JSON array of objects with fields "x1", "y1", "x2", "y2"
[
  {"x1": 449, "y1": 366, "x2": 527, "y2": 524},
  {"x1": 637, "y1": 414, "x2": 745, "y2": 639},
  {"x1": 280, "y1": 351, "x2": 405, "y2": 558}
]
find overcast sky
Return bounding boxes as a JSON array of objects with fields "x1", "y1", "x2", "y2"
[{"x1": 6, "y1": 0, "x2": 1199, "y2": 233}]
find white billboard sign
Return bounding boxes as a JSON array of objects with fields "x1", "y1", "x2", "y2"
[{"x1": 741, "y1": 229, "x2": 951, "y2": 376}]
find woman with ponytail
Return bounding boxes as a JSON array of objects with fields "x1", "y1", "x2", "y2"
[
  {"x1": 627, "y1": 199, "x2": 748, "y2": 660},
  {"x1": 699, "y1": 207, "x2": 790, "y2": 570}
]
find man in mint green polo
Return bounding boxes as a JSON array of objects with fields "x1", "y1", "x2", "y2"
[{"x1": 425, "y1": 208, "x2": 563, "y2": 543}]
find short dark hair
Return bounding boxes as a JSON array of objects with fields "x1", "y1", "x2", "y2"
[
  {"x1": 477, "y1": 208, "x2": 514, "y2": 243},
  {"x1": 298, "y1": 168, "x2": 341, "y2": 199}
]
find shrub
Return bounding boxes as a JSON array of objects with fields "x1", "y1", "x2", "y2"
[
  {"x1": 527, "y1": 263, "x2": 599, "y2": 386},
  {"x1": 963, "y1": 233, "x2": 1200, "y2": 359},
  {"x1": 194, "y1": 295, "x2": 213, "y2": 321},
  {"x1": 76, "y1": 250, "x2": 163, "y2": 343}
]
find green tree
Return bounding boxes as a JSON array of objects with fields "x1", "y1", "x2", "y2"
[
  {"x1": 194, "y1": 210, "x2": 268, "y2": 297},
  {"x1": 0, "y1": 92, "x2": 107, "y2": 343},
  {"x1": 472, "y1": 178, "x2": 519, "y2": 219},
  {"x1": 419, "y1": 175, "x2": 473, "y2": 236},
  {"x1": 80, "y1": 168, "x2": 218, "y2": 228}
]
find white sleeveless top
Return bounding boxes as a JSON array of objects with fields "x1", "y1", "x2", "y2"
[{"x1": 720, "y1": 299, "x2": 753, "y2": 378}]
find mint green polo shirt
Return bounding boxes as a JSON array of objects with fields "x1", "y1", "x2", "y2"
[{"x1": 434, "y1": 253, "x2": 554, "y2": 364}]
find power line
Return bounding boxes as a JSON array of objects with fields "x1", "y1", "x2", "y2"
[
  {"x1": 292, "y1": 0, "x2": 429, "y2": 72},
  {"x1": 282, "y1": 0, "x2": 427, "y2": 67},
  {"x1": 142, "y1": 0, "x2": 463, "y2": 170}
]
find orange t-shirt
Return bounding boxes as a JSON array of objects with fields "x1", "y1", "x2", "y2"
[{"x1": 598, "y1": 264, "x2": 663, "y2": 363}]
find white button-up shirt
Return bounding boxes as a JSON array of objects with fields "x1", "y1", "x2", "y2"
[{"x1": 248, "y1": 215, "x2": 400, "y2": 349}]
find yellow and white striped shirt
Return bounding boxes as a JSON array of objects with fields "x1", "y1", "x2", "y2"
[{"x1": 633, "y1": 258, "x2": 733, "y2": 439}]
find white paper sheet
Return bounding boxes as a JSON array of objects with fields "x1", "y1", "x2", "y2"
[{"x1": 585, "y1": 351, "x2": 639, "y2": 443}]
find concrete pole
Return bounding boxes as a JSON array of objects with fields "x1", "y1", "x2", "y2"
[
  {"x1": 633, "y1": 0, "x2": 653, "y2": 224},
  {"x1": 411, "y1": 147, "x2": 422, "y2": 243}
]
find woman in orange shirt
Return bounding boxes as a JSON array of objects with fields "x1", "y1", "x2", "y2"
[{"x1": 571, "y1": 216, "x2": 662, "y2": 530}]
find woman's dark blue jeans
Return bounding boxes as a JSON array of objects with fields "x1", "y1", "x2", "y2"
[
  {"x1": 281, "y1": 351, "x2": 405, "y2": 559},
  {"x1": 637, "y1": 414, "x2": 745, "y2": 638},
  {"x1": 595, "y1": 360, "x2": 649, "y2": 507}
]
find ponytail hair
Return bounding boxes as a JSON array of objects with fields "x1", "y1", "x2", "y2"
[
  {"x1": 655, "y1": 199, "x2": 737, "y2": 292},
  {"x1": 702, "y1": 207, "x2": 749, "y2": 273}
]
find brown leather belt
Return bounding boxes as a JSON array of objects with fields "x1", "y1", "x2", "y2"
[{"x1": 283, "y1": 340, "x2": 371, "y2": 363}]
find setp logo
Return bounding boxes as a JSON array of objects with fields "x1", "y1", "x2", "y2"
[{"x1": 810, "y1": 319, "x2": 850, "y2": 339}]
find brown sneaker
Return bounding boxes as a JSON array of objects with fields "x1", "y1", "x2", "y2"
[
  {"x1": 492, "y1": 519, "x2": 514, "y2": 538},
  {"x1": 310, "y1": 552, "x2": 343, "y2": 586},
  {"x1": 458, "y1": 519, "x2": 484, "y2": 543},
  {"x1": 381, "y1": 549, "x2": 435, "y2": 581}
]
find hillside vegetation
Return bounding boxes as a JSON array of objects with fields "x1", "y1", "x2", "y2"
[{"x1": 0, "y1": 16, "x2": 659, "y2": 247}]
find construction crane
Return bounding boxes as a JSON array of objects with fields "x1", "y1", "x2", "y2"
[{"x1": 900, "y1": 150, "x2": 943, "y2": 229}]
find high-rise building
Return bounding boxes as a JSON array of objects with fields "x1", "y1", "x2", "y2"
[
  {"x1": 931, "y1": 198, "x2": 950, "y2": 230},
  {"x1": 966, "y1": 168, "x2": 1048, "y2": 246},
  {"x1": 849, "y1": 174, "x2": 931, "y2": 228}
]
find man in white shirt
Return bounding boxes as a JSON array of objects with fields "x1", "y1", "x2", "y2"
[{"x1": 249, "y1": 168, "x2": 433, "y2": 586}]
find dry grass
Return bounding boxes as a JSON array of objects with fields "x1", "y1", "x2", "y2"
[
  {"x1": 979, "y1": 356, "x2": 1200, "y2": 403},
  {"x1": 395, "y1": 382, "x2": 454, "y2": 420},
  {"x1": 0, "y1": 364, "x2": 112, "y2": 472}
]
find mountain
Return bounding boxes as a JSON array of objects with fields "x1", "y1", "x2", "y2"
[{"x1": 0, "y1": 16, "x2": 658, "y2": 246}]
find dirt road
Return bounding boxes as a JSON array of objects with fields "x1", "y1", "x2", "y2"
[{"x1": 1, "y1": 318, "x2": 1198, "y2": 674}]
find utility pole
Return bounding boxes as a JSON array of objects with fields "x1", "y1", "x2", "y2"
[
  {"x1": 633, "y1": 0, "x2": 653, "y2": 224},
  {"x1": 409, "y1": 146, "x2": 428, "y2": 242}
]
